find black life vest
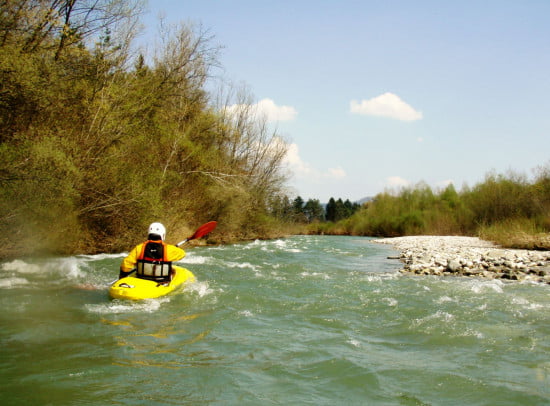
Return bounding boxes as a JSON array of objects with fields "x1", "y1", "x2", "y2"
[{"x1": 136, "y1": 240, "x2": 172, "y2": 281}]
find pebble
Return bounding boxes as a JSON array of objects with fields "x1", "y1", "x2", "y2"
[{"x1": 374, "y1": 236, "x2": 550, "y2": 284}]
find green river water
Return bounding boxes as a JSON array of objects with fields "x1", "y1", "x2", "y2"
[{"x1": 1, "y1": 235, "x2": 549, "y2": 405}]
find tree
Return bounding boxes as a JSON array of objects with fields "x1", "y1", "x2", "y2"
[
  {"x1": 0, "y1": 1, "x2": 294, "y2": 257},
  {"x1": 325, "y1": 197, "x2": 359, "y2": 222},
  {"x1": 211, "y1": 84, "x2": 289, "y2": 218},
  {"x1": 334, "y1": 198, "x2": 347, "y2": 221},
  {"x1": 292, "y1": 196, "x2": 305, "y2": 221},
  {"x1": 325, "y1": 198, "x2": 336, "y2": 222},
  {"x1": 303, "y1": 199, "x2": 324, "y2": 222},
  {"x1": 0, "y1": 0, "x2": 144, "y2": 58},
  {"x1": 268, "y1": 195, "x2": 293, "y2": 220},
  {"x1": 440, "y1": 183, "x2": 459, "y2": 208},
  {"x1": 343, "y1": 199, "x2": 359, "y2": 218}
]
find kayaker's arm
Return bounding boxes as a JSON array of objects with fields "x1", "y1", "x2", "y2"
[
  {"x1": 166, "y1": 244, "x2": 185, "y2": 262},
  {"x1": 120, "y1": 244, "x2": 143, "y2": 273},
  {"x1": 117, "y1": 244, "x2": 143, "y2": 280}
]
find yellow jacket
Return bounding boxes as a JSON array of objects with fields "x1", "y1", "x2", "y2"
[{"x1": 120, "y1": 242, "x2": 185, "y2": 272}]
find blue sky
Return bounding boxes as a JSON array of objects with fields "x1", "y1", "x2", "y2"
[{"x1": 139, "y1": 0, "x2": 550, "y2": 202}]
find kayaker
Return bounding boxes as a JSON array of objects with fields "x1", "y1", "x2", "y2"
[{"x1": 119, "y1": 222, "x2": 185, "y2": 282}]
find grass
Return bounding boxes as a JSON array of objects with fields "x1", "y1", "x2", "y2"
[{"x1": 478, "y1": 219, "x2": 550, "y2": 250}]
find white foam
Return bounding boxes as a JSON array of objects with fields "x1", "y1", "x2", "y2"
[
  {"x1": 470, "y1": 279, "x2": 504, "y2": 294},
  {"x1": 185, "y1": 281, "x2": 215, "y2": 298},
  {"x1": 249, "y1": 238, "x2": 304, "y2": 253},
  {"x1": 0, "y1": 277, "x2": 28, "y2": 288},
  {"x1": 239, "y1": 310, "x2": 253, "y2": 317},
  {"x1": 365, "y1": 272, "x2": 399, "y2": 283},
  {"x1": 436, "y1": 296, "x2": 456, "y2": 304},
  {"x1": 85, "y1": 298, "x2": 168, "y2": 314},
  {"x1": 512, "y1": 297, "x2": 529, "y2": 305},
  {"x1": 414, "y1": 310, "x2": 454, "y2": 326},
  {"x1": 57, "y1": 258, "x2": 84, "y2": 279},
  {"x1": 225, "y1": 261, "x2": 258, "y2": 271},
  {"x1": 180, "y1": 255, "x2": 210, "y2": 265},
  {"x1": 273, "y1": 239, "x2": 303, "y2": 252},
  {"x1": 1, "y1": 257, "x2": 85, "y2": 279},
  {"x1": 77, "y1": 253, "x2": 126, "y2": 261},
  {"x1": 460, "y1": 328, "x2": 485, "y2": 339},
  {"x1": 365, "y1": 274, "x2": 382, "y2": 282},
  {"x1": 384, "y1": 298, "x2": 398, "y2": 307},
  {"x1": 434, "y1": 310, "x2": 454, "y2": 323},
  {"x1": 347, "y1": 338, "x2": 361, "y2": 347},
  {"x1": 511, "y1": 297, "x2": 547, "y2": 311},
  {"x1": 244, "y1": 240, "x2": 264, "y2": 249},
  {"x1": 527, "y1": 303, "x2": 545, "y2": 310},
  {"x1": 2, "y1": 259, "x2": 40, "y2": 274},
  {"x1": 300, "y1": 271, "x2": 330, "y2": 280}
]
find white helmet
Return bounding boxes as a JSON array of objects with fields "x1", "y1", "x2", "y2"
[{"x1": 147, "y1": 222, "x2": 166, "y2": 240}]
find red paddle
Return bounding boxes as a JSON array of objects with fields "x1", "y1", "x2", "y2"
[{"x1": 176, "y1": 221, "x2": 217, "y2": 246}]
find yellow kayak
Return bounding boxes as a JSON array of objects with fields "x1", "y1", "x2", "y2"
[{"x1": 109, "y1": 266, "x2": 195, "y2": 300}]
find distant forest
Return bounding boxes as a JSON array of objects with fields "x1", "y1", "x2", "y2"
[
  {"x1": 271, "y1": 196, "x2": 361, "y2": 223},
  {"x1": 310, "y1": 170, "x2": 550, "y2": 250}
]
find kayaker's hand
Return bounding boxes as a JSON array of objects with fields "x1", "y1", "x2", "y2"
[{"x1": 119, "y1": 269, "x2": 135, "y2": 279}]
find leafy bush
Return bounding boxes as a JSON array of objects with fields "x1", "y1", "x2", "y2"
[
  {"x1": 313, "y1": 165, "x2": 550, "y2": 249},
  {"x1": 0, "y1": 1, "x2": 291, "y2": 257}
]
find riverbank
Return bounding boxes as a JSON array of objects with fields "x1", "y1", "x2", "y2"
[{"x1": 374, "y1": 236, "x2": 550, "y2": 284}]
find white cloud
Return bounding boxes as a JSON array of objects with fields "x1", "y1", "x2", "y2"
[
  {"x1": 327, "y1": 166, "x2": 346, "y2": 179},
  {"x1": 386, "y1": 176, "x2": 411, "y2": 188},
  {"x1": 226, "y1": 98, "x2": 297, "y2": 123},
  {"x1": 283, "y1": 143, "x2": 346, "y2": 180},
  {"x1": 256, "y1": 98, "x2": 297, "y2": 122},
  {"x1": 350, "y1": 92, "x2": 423, "y2": 121},
  {"x1": 283, "y1": 143, "x2": 313, "y2": 176}
]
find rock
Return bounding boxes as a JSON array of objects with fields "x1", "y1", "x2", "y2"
[
  {"x1": 373, "y1": 236, "x2": 550, "y2": 284},
  {"x1": 482, "y1": 270, "x2": 494, "y2": 279},
  {"x1": 434, "y1": 257, "x2": 447, "y2": 267},
  {"x1": 485, "y1": 250, "x2": 503, "y2": 260},
  {"x1": 447, "y1": 259, "x2": 462, "y2": 273},
  {"x1": 432, "y1": 267, "x2": 444, "y2": 276},
  {"x1": 504, "y1": 260, "x2": 514, "y2": 268}
]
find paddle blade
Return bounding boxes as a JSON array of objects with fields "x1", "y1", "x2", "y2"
[
  {"x1": 190, "y1": 221, "x2": 217, "y2": 240},
  {"x1": 176, "y1": 221, "x2": 217, "y2": 246}
]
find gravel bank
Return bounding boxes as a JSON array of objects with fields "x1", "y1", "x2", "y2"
[{"x1": 374, "y1": 236, "x2": 550, "y2": 284}]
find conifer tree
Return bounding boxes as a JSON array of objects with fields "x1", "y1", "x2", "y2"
[{"x1": 325, "y1": 198, "x2": 336, "y2": 222}]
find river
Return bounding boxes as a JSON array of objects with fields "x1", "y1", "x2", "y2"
[{"x1": 1, "y1": 235, "x2": 549, "y2": 405}]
